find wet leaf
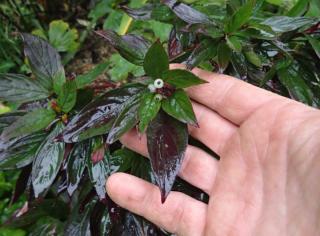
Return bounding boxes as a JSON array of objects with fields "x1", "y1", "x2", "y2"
[
  {"x1": 67, "y1": 142, "x2": 90, "y2": 196},
  {"x1": 0, "y1": 111, "x2": 26, "y2": 133},
  {"x1": 0, "y1": 132, "x2": 46, "y2": 170},
  {"x1": 138, "y1": 93, "x2": 162, "y2": 133},
  {"x1": 0, "y1": 73, "x2": 50, "y2": 103},
  {"x1": 262, "y1": 16, "x2": 318, "y2": 33},
  {"x1": 107, "y1": 94, "x2": 142, "y2": 144},
  {"x1": 32, "y1": 123, "x2": 65, "y2": 197},
  {"x1": 146, "y1": 110, "x2": 188, "y2": 202},
  {"x1": 217, "y1": 42, "x2": 232, "y2": 73},
  {"x1": 277, "y1": 63, "x2": 314, "y2": 105},
  {"x1": 225, "y1": 0, "x2": 255, "y2": 33},
  {"x1": 87, "y1": 146, "x2": 110, "y2": 200},
  {"x1": 58, "y1": 84, "x2": 144, "y2": 143},
  {"x1": 21, "y1": 33, "x2": 64, "y2": 91},
  {"x1": 185, "y1": 39, "x2": 218, "y2": 70},
  {"x1": 1, "y1": 108, "x2": 56, "y2": 141},
  {"x1": 164, "y1": 0, "x2": 211, "y2": 25},
  {"x1": 144, "y1": 41, "x2": 169, "y2": 78},
  {"x1": 57, "y1": 79, "x2": 77, "y2": 113},
  {"x1": 96, "y1": 30, "x2": 151, "y2": 66},
  {"x1": 163, "y1": 69, "x2": 207, "y2": 88},
  {"x1": 162, "y1": 89, "x2": 197, "y2": 125}
]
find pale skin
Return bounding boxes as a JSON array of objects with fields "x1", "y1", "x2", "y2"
[{"x1": 106, "y1": 64, "x2": 320, "y2": 236}]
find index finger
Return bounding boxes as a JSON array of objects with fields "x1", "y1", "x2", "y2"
[{"x1": 170, "y1": 64, "x2": 285, "y2": 125}]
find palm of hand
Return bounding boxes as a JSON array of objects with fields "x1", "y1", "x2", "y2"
[{"x1": 107, "y1": 66, "x2": 320, "y2": 236}]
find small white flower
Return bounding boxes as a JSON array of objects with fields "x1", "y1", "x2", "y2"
[
  {"x1": 148, "y1": 84, "x2": 156, "y2": 93},
  {"x1": 154, "y1": 94, "x2": 163, "y2": 101},
  {"x1": 154, "y1": 78, "x2": 164, "y2": 89}
]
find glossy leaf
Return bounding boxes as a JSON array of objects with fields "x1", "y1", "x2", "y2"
[
  {"x1": 138, "y1": 93, "x2": 162, "y2": 133},
  {"x1": 0, "y1": 73, "x2": 49, "y2": 103},
  {"x1": 185, "y1": 39, "x2": 218, "y2": 70},
  {"x1": 121, "y1": 4, "x2": 153, "y2": 20},
  {"x1": 307, "y1": 36, "x2": 320, "y2": 59},
  {"x1": 231, "y1": 52, "x2": 248, "y2": 80},
  {"x1": 32, "y1": 123, "x2": 65, "y2": 197},
  {"x1": 217, "y1": 42, "x2": 232, "y2": 73},
  {"x1": 162, "y1": 89, "x2": 197, "y2": 126},
  {"x1": 277, "y1": 64, "x2": 314, "y2": 105},
  {"x1": 146, "y1": 110, "x2": 188, "y2": 202},
  {"x1": 144, "y1": 41, "x2": 169, "y2": 78},
  {"x1": 66, "y1": 142, "x2": 90, "y2": 196},
  {"x1": 1, "y1": 108, "x2": 56, "y2": 141},
  {"x1": 96, "y1": 30, "x2": 150, "y2": 66},
  {"x1": 0, "y1": 132, "x2": 46, "y2": 170},
  {"x1": 76, "y1": 61, "x2": 110, "y2": 89},
  {"x1": 21, "y1": 33, "x2": 64, "y2": 91},
  {"x1": 106, "y1": 94, "x2": 142, "y2": 144},
  {"x1": 262, "y1": 16, "x2": 318, "y2": 33},
  {"x1": 0, "y1": 111, "x2": 26, "y2": 133},
  {"x1": 57, "y1": 80, "x2": 77, "y2": 113},
  {"x1": 226, "y1": 0, "x2": 255, "y2": 33},
  {"x1": 87, "y1": 147, "x2": 110, "y2": 200},
  {"x1": 163, "y1": 69, "x2": 207, "y2": 88},
  {"x1": 164, "y1": 0, "x2": 211, "y2": 25},
  {"x1": 58, "y1": 84, "x2": 144, "y2": 143}
]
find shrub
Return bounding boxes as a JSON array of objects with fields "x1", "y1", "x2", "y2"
[{"x1": 0, "y1": 0, "x2": 319, "y2": 234}]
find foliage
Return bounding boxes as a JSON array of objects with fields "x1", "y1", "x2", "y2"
[{"x1": 0, "y1": 0, "x2": 319, "y2": 235}]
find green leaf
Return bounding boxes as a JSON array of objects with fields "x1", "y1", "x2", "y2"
[
  {"x1": 226, "y1": 0, "x2": 255, "y2": 33},
  {"x1": 287, "y1": 0, "x2": 310, "y2": 17},
  {"x1": 146, "y1": 110, "x2": 188, "y2": 202},
  {"x1": 0, "y1": 132, "x2": 46, "y2": 170},
  {"x1": 76, "y1": 61, "x2": 110, "y2": 89},
  {"x1": 32, "y1": 123, "x2": 65, "y2": 197},
  {"x1": 262, "y1": 16, "x2": 318, "y2": 33},
  {"x1": 144, "y1": 41, "x2": 169, "y2": 78},
  {"x1": 106, "y1": 94, "x2": 142, "y2": 144},
  {"x1": 138, "y1": 93, "x2": 162, "y2": 133},
  {"x1": 226, "y1": 36, "x2": 242, "y2": 52},
  {"x1": 306, "y1": 35, "x2": 320, "y2": 59},
  {"x1": 21, "y1": 33, "x2": 65, "y2": 91},
  {"x1": 48, "y1": 20, "x2": 79, "y2": 53},
  {"x1": 0, "y1": 111, "x2": 26, "y2": 133},
  {"x1": 163, "y1": 69, "x2": 207, "y2": 88},
  {"x1": 1, "y1": 108, "x2": 56, "y2": 141},
  {"x1": 57, "y1": 80, "x2": 77, "y2": 113},
  {"x1": 52, "y1": 69, "x2": 66, "y2": 95},
  {"x1": 217, "y1": 42, "x2": 232, "y2": 72},
  {"x1": 162, "y1": 89, "x2": 197, "y2": 125},
  {"x1": 0, "y1": 73, "x2": 49, "y2": 103},
  {"x1": 277, "y1": 64, "x2": 314, "y2": 105},
  {"x1": 244, "y1": 48, "x2": 262, "y2": 67}
]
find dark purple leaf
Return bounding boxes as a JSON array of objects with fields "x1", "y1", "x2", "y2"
[
  {"x1": 66, "y1": 142, "x2": 90, "y2": 196},
  {"x1": 32, "y1": 123, "x2": 65, "y2": 198},
  {"x1": 18, "y1": 99, "x2": 49, "y2": 112},
  {"x1": 90, "y1": 201, "x2": 110, "y2": 236},
  {"x1": 147, "y1": 110, "x2": 188, "y2": 203},
  {"x1": 95, "y1": 30, "x2": 151, "y2": 66},
  {"x1": 164, "y1": 0, "x2": 211, "y2": 25},
  {"x1": 58, "y1": 84, "x2": 144, "y2": 143},
  {"x1": 11, "y1": 165, "x2": 32, "y2": 204},
  {"x1": 21, "y1": 33, "x2": 65, "y2": 91},
  {"x1": 0, "y1": 131, "x2": 47, "y2": 170},
  {"x1": 168, "y1": 27, "x2": 184, "y2": 59},
  {"x1": 106, "y1": 94, "x2": 142, "y2": 144},
  {"x1": 120, "y1": 4, "x2": 153, "y2": 20}
]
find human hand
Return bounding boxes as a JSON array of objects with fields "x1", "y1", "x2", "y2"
[{"x1": 106, "y1": 65, "x2": 320, "y2": 236}]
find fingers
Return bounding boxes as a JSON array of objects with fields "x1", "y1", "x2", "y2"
[
  {"x1": 170, "y1": 64, "x2": 284, "y2": 125},
  {"x1": 106, "y1": 173, "x2": 207, "y2": 235},
  {"x1": 121, "y1": 130, "x2": 218, "y2": 194}
]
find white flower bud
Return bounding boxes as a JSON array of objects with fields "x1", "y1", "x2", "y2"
[
  {"x1": 148, "y1": 84, "x2": 156, "y2": 93},
  {"x1": 154, "y1": 78, "x2": 164, "y2": 89},
  {"x1": 154, "y1": 94, "x2": 163, "y2": 101}
]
